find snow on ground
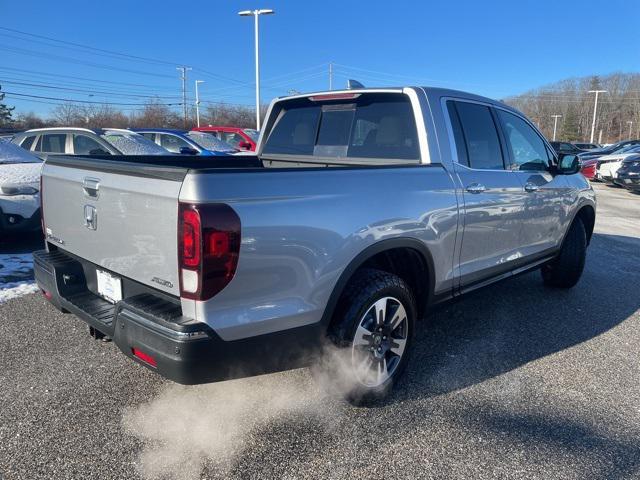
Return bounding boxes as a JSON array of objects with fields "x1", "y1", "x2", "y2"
[{"x1": 0, "y1": 253, "x2": 37, "y2": 304}]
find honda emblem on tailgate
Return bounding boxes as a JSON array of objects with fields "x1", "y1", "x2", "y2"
[{"x1": 84, "y1": 205, "x2": 97, "y2": 230}]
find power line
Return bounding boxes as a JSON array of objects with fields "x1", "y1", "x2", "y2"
[{"x1": 3, "y1": 91, "x2": 181, "y2": 106}]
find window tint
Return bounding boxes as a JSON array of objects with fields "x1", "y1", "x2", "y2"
[
  {"x1": 497, "y1": 110, "x2": 550, "y2": 171},
  {"x1": 73, "y1": 134, "x2": 106, "y2": 155},
  {"x1": 20, "y1": 135, "x2": 36, "y2": 150},
  {"x1": 347, "y1": 99, "x2": 418, "y2": 160},
  {"x1": 263, "y1": 94, "x2": 419, "y2": 161},
  {"x1": 263, "y1": 106, "x2": 321, "y2": 156},
  {"x1": 160, "y1": 134, "x2": 191, "y2": 153},
  {"x1": 454, "y1": 102, "x2": 504, "y2": 170},
  {"x1": 446, "y1": 101, "x2": 469, "y2": 166},
  {"x1": 38, "y1": 134, "x2": 66, "y2": 153}
]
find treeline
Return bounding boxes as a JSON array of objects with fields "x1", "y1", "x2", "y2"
[
  {"x1": 504, "y1": 73, "x2": 640, "y2": 144},
  {"x1": 3, "y1": 99, "x2": 257, "y2": 131}
]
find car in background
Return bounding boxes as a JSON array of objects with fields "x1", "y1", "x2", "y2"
[
  {"x1": 579, "y1": 158, "x2": 598, "y2": 180},
  {"x1": 615, "y1": 154, "x2": 640, "y2": 192},
  {"x1": 11, "y1": 128, "x2": 169, "y2": 159},
  {"x1": 595, "y1": 144, "x2": 640, "y2": 183},
  {"x1": 132, "y1": 129, "x2": 237, "y2": 156},
  {"x1": 0, "y1": 139, "x2": 42, "y2": 234},
  {"x1": 578, "y1": 139, "x2": 640, "y2": 161},
  {"x1": 549, "y1": 141, "x2": 584, "y2": 156},
  {"x1": 193, "y1": 126, "x2": 258, "y2": 151},
  {"x1": 574, "y1": 142, "x2": 600, "y2": 150}
]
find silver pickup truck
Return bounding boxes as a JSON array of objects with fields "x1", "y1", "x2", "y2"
[{"x1": 34, "y1": 87, "x2": 596, "y2": 403}]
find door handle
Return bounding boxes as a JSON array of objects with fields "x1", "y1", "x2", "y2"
[
  {"x1": 465, "y1": 183, "x2": 486, "y2": 194},
  {"x1": 524, "y1": 182, "x2": 539, "y2": 193},
  {"x1": 83, "y1": 177, "x2": 100, "y2": 198}
]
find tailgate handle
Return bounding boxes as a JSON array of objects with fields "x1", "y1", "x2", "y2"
[{"x1": 83, "y1": 178, "x2": 100, "y2": 198}]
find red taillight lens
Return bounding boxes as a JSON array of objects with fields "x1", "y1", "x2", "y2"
[
  {"x1": 181, "y1": 209, "x2": 201, "y2": 267},
  {"x1": 178, "y1": 203, "x2": 241, "y2": 301},
  {"x1": 132, "y1": 348, "x2": 157, "y2": 367}
]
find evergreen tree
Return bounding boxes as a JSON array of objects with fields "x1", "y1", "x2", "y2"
[
  {"x1": 0, "y1": 85, "x2": 15, "y2": 127},
  {"x1": 561, "y1": 107, "x2": 581, "y2": 141}
]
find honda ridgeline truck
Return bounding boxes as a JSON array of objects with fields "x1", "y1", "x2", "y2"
[{"x1": 34, "y1": 87, "x2": 596, "y2": 403}]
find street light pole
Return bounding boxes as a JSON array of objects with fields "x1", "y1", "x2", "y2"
[
  {"x1": 239, "y1": 8, "x2": 274, "y2": 131},
  {"x1": 195, "y1": 80, "x2": 205, "y2": 127},
  {"x1": 588, "y1": 90, "x2": 607, "y2": 144},
  {"x1": 628, "y1": 121, "x2": 633, "y2": 139},
  {"x1": 551, "y1": 114, "x2": 562, "y2": 141}
]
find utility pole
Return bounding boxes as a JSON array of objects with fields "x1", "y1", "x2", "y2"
[
  {"x1": 177, "y1": 66, "x2": 192, "y2": 128},
  {"x1": 329, "y1": 62, "x2": 333, "y2": 90},
  {"x1": 588, "y1": 89, "x2": 607, "y2": 144},
  {"x1": 239, "y1": 9, "x2": 274, "y2": 131},
  {"x1": 195, "y1": 80, "x2": 205, "y2": 128},
  {"x1": 628, "y1": 121, "x2": 633, "y2": 139},
  {"x1": 551, "y1": 114, "x2": 562, "y2": 141}
]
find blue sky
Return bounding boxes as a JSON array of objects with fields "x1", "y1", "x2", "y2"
[{"x1": 2, "y1": 0, "x2": 639, "y2": 117}]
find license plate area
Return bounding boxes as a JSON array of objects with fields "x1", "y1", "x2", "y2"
[{"x1": 96, "y1": 269, "x2": 122, "y2": 304}]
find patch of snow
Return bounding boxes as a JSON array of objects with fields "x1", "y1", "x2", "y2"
[
  {"x1": 0, "y1": 253, "x2": 37, "y2": 303},
  {"x1": 0, "y1": 162, "x2": 42, "y2": 187},
  {"x1": 0, "y1": 282, "x2": 39, "y2": 303}
]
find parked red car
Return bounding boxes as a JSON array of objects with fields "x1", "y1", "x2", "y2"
[
  {"x1": 193, "y1": 126, "x2": 259, "y2": 151},
  {"x1": 580, "y1": 158, "x2": 598, "y2": 180}
]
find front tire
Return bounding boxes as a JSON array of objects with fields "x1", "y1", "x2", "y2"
[
  {"x1": 541, "y1": 217, "x2": 587, "y2": 288},
  {"x1": 317, "y1": 269, "x2": 416, "y2": 405}
]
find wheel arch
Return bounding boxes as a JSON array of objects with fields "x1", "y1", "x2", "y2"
[
  {"x1": 320, "y1": 238, "x2": 436, "y2": 329},
  {"x1": 574, "y1": 204, "x2": 596, "y2": 245}
]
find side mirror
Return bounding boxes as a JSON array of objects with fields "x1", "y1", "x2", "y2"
[
  {"x1": 238, "y1": 141, "x2": 252, "y2": 150},
  {"x1": 557, "y1": 154, "x2": 580, "y2": 175},
  {"x1": 179, "y1": 146, "x2": 199, "y2": 155}
]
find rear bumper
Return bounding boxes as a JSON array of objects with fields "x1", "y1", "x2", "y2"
[
  {"x1": 34, "y1": 247, "x2": 322, "y2": 384},
  {"x1": 0, "y1": 206, "x2": 41, "y2": 234}
]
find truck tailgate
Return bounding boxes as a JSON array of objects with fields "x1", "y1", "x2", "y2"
[{"x1": 42, "y1": 158, "x2": 184, "y2": 296}]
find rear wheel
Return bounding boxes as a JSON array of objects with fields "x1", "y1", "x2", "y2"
[
  {"x1": 316, "y1": 269, "x2": 416, "y2": 405},
  {"x1": 541, "y1": 217, "x2": 587, "y2": 288}
]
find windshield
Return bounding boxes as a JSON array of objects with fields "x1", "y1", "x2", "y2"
[
  {"x1": 186, "y1": 132, "x2": 237, "y2": 152},
  {"x1": 243, "y1": 129, "x2": 259, "y2": 142},
  {"x1": 100, "y1": 131, "x2": 169, "y2": 155},
  {"x1": 614, "y1": 144, "x2": 640, "y2": 154},
  {"x1": 0, "y1": 138, "x2": 42, "y2": 164}
]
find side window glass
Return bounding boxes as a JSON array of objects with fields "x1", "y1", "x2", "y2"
[
  {"x1": 20, "y1": 135, "x2": 36, "y2": 150},
  {"x1": 160, "y1": 134, "x2": 190, "y2": 153},
  {"x1": 140, "y1": 133, "x2": 156, "y2": 142},
  {"x1": 497, "y1": 110, "x2": 549, "y2": 171},
  {"x1": 223, "y1": 132, "x2": 243, "y2": 148},
  {"x1": 454, "y1": 101, "x2": 504, "y2": 170},
  {"x1": 73, "y1": 135, "x2": 105, "y2": 155},
  {"x1": 446, "y1": 101, "x2": 469, "y2": 166},
  {"x1": 40, "y1": 134, "x2": 67, "y2": 153}
]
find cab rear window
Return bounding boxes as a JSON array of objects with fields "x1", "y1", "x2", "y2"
[{"x1": 262, "y1": 93, "x2": 420, "y2": 162}]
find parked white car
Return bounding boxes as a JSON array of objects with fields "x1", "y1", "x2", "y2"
[
  {"x1": 0, "y1": 139, "x2": 43, "y2": 235},
  {"x1": 596, "y1": 145, "x2": 640, "y2": 182}
]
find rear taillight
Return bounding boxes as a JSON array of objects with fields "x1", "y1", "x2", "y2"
[{"x1": 178, "y1": 203, "x2": 241, "y2": 301}]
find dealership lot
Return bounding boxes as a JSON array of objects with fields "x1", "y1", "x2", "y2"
[{"x1": 0, "y1": 183, "x2": 638, "y2": 480}]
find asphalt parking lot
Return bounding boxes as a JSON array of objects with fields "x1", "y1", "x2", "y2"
[{"x1": 0, "y1": 183, "x2": 639, "y2": 480}]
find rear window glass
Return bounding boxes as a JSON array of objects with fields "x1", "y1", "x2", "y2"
[{"x1": 262, "y1": 94, "x2": 420, "y2": 162}]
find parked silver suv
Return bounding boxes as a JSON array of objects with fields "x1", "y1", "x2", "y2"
[
  {"x1": 12, "y1": 127, "x2": 169, "y2": 159},
  {"x1": 34, "y1": 87, "x2": 596, "y2": 404}
]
